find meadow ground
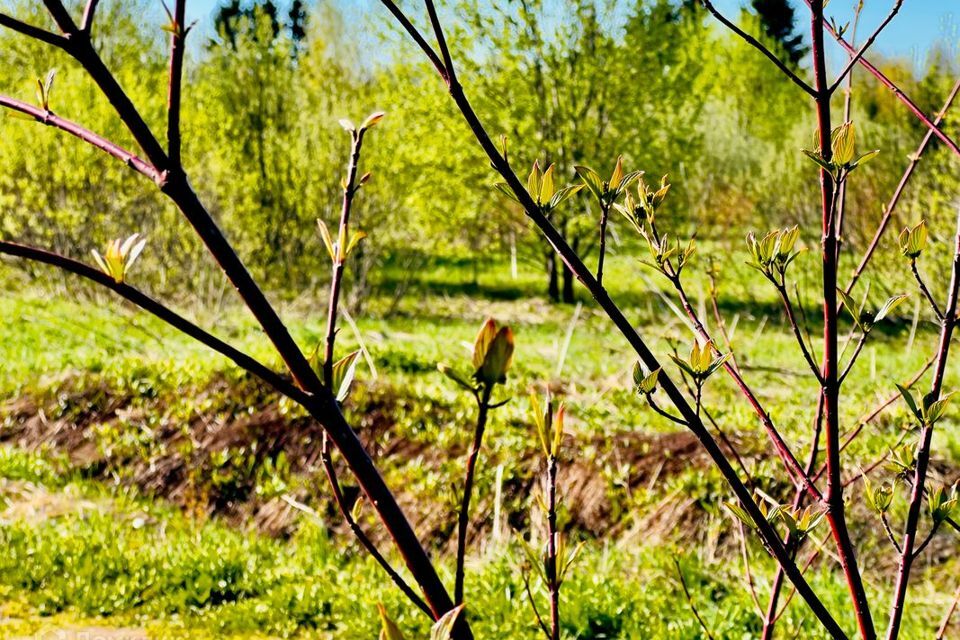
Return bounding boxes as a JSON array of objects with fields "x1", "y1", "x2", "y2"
[{"x1": 0, "y1": 250, "x2": 958, "y2": 639}]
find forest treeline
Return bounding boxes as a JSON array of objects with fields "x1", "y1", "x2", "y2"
[{"x1": 1, "y1": 0, "x2": 957, "y2": 301}]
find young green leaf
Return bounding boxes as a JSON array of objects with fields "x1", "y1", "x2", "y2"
[
  {"x1": 431, "y1": 605, "x2": 466, "y2": 640},
  {"x1": 439, "y1": 363, "x2": 476, "y2": 392},
  {"x1": 377, "y1": 604, "x2": 406, "y2": 640},
  {"x1": 332, "y1": 350, "x2": 360, "y2": 402},
  {"x1": 874, "y1": 294, "x2": 909, "y2": 323},
  {"x1": 317, "y1": 219, "x2": 335, "y2": 261},
  {"x1": 896, "y1": 383, "x2": 923, "y2": 423}
]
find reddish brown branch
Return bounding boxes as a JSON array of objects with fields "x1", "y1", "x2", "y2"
[
  {"x1": 455, "y1": 386, "x2": 492, "y2": 605},
  {"x1": 885, "y1": 209, "x2": 960, "y2": 640},
  {"x1": 674, "y1": 557, "x2": 717, "y2": 640},
  {"x1": 0, "y1": 95, "x2": 161, "y2": 182},
  {"x1": 810, "y1": 1, "x2": 960, "y2": 160},
  {"x1": 810, "y1": 2, "x2": 875, "y2": 636},
  {"x1": 828, "y1": 0, "x2": 904, "y2": 94},
  {"x1": 845, "y1": 78, "x2": 960, "y2": 294},
  {"x1": 936, "y1": 583, "x2": 960, "y2": 640},
  {"x1": 672, "y1": 277, "x2": 820, "y2": 498},
  {"x1": 81, "y1": 0, "x2": 100, "y2": 33}
]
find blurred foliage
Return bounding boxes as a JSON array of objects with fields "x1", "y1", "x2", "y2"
[{"x1": 0, "y1": 0, "x2": 957, "y2": 303}]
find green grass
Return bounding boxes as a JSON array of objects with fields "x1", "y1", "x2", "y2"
[{"x1": 0, "y1": 250, "x2": 958, "y2": 638}]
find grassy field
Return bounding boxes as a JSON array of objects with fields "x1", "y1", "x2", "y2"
[{"x1": 0, "y1": 249, "x2": 958, "y2": 638}]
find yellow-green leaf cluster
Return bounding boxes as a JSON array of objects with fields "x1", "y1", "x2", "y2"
[{"x1": 91, "y1": 233, "x2": 146, "y2": 284}]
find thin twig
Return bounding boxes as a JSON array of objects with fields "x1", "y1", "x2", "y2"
[
  {"x1": 0, "y1": 241, "x2": 290, "y2": 395},
  {"x1": 673, "y1": 557, "x2": 717, "y2": 640},
  {"x1": 935, "y1": 583, "x2": 960, "y2": 640},
  {"x1": 846, "y1": 78, "x2": 960, "y2": 295},
  {"x1": 738, "y1": 522, "x2": 765, "y2": 616},
  {"x1": 839, "y1": 331, "x2": 869, "y2": 384},
  {"x1": 522, "y1": 571, "x2": 551, "y2": 639},
  {"x1": 0, "y1": 95, "x2": 161, "y2": 182},
  {"x1": 910, "y1": 259, "x2": 944, "y2": 320},
  {"x1": 882, "y1": 514, "x2": 903, "y2": 554},
  {"x1": 378, "y1": 0, "x2": 446, "y2": 78},
  {"x1": 700, "y1": 0, "x2": 815, "y2": 97},
  {"x1": 285, "y1": 489, "x2": 431, "y2": 615},
  {"x1": 776, "y1": 283, "x2": 823, "y2": 381},
  {"x1": 81, "y1": 0, "x2": 101, "y2": 32},
  {"x1": 672, "y1": 274, "x2": 819, "y2": 496},
  {"x1": 911, "y1": 521, "x2": 940, "y2": 559},
  {"x1": 423, "y1": 0, "x2": 456, "y2": 85},
  {"x1": 454, "y1": 385, "x2": 492, "y2": 604},
  {"x1": 828, "y1": 0, "x2": 904, "y2": 94}
]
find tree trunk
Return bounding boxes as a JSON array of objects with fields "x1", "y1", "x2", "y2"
[
  {"x1": 562, "y1": 261, "x2": 575, "y2": 304},
  {"x1": 547, "y1": 251, "x2": 559, "y2": 302}
]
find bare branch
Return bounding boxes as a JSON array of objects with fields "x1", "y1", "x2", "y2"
[
  {"x1": 775, "y1": 283, "x2": 824, "y2": 382},
  {"x1": 166, "y1": 0, "x2": 187, "y2": 168},
  {"x1": 0, "y1": 241, "x2": 291, "y2": 396},
  {"x1": 81, "y1": 0, "x2": 100, "y2": 33},
  {"x1": 936, "y1": 583, "x2": 960, "y2": 640},
  {"x1": 316, "y1": 451, "x2": 432, "y2": 616},
  {"x1": 424, "y1": 0, "x2": 457, "y2": 85},
  {"x1": 42, "y1": 0, "x2": 78, "y2": 34},
  {"x1": 881, "y1": 514, "x2": 903, "y2": 554},
  {"x1": 672, "y1": 275, "x2": 821, "y2": 497},
  {"x1": 910, "y1": 521, "x2": 940, "y2": 559},
  {"x1": 700, "y1": 0, "x2": 816, "y2": 98},
  {"x1": 673, "y1": 557, "x2": 717, "y2": 640},
  {"x1": 0, "y1": 95, "x2": 161, "y2": 182},
  {"x1": 846, "y1": 78, "x2": 960, "y2": 295},
  {"x1": 0, "y1": 12, "x2": 69, "y2": 47},
  {"x1": 838, "y1": 331, "x2": 868, "y2": 384},
  {"x1": 911, "y1": 259, "x2": 944, "y2": 320},
  {"x1": 828, "y1": 0, "x2": 904, "y2": 94},
  {"x1": 378, "y1": 0, "x2": 447, "y2": 80}
]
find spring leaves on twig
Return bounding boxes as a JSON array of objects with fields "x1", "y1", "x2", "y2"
[
  {"x1": 36, "y1": 69, "x2": 55, "y2": 112},
  {"x1": 438, "y1": 318, "x2": 515, "y2": 392},
  {"x1": 725, "y1": 495, "x2": 826, "y2": 540},
  {"x1": 802, "y1": 121, "x2": 879, "y2": 179},
  {"x1": 494, "y1": 159, "x2": 583, "y2": 214},
  {"x1": 898, "y1": 220, "x2": 927, "y2": 259},
  {"x1": 575, "y1": 156, "x2": 641, "y2": 210},
  {"x1": 377, "y1": 602, "x2": 466, "y2": 640},
  {"x1": 91, "y1": 233, "x2": 147, "y2": 284},
  {"x1": 837, "y1": 288, "x2": 909, "y2": 333}
]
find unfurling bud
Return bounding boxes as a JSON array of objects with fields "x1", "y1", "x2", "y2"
[
  {"x1": 91, "y1": 233, "x2": 146, "y2": 284},
  {"x1": 898, "y1": 220, "x2": 927, "y2": 259},
  {"x1": 473, "y1": 318, "x2": 514, "y2": 386}
]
